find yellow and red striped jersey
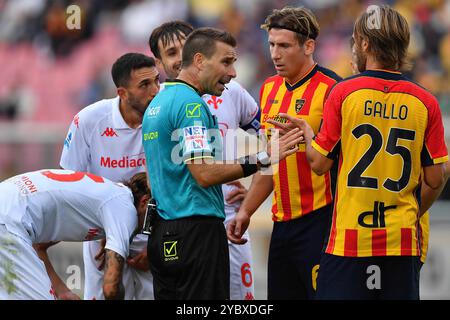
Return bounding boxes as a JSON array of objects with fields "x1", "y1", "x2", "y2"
[
  {"x1": 313, "y1": 69, "x2": 448, "y2": 257},
  {"x1": 419, "y1": 211, "x2": 429, "y2": 264},
  {"x1": 260, "y1": 64, "x2": 341, "y2": 222}
]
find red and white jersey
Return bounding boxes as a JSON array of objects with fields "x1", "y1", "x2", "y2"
[
  {"x1": 60, "y1": 96, "x2": 146, "y2": 182},
  {"x1": 0, "y1": 170, "x2": 137, "y2": 259}
]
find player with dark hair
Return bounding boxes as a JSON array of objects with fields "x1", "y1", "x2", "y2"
[
  {"x1": 60, "y1": 52, "x2": 159, "y2": 299},
  {"x1": 149, "y1": 20, "x2": 260, "y2": 300},
  {"x1": 143, "y1": 27, "x2": 302, "y2": 299}
]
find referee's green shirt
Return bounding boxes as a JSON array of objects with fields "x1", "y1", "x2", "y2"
[{"x1": 142, "y1": 80, "x2": 224, "y2": 220}]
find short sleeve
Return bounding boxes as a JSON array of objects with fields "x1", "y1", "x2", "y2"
[
  {"x1": 421, "y1": 97, "x2": 448, "y2": 166},
  {"x1": 60, "y1": 112, "x2": 91, "y2": 170},
  {"x1": 312, "y1": 86, "x2": 342, "y2": 157},
  {"x1": 235, "y1": 83, "x2": 261, "y2": 133},
  {"x1": 101, "y1": 193, "x2": 137, "y2": 259}
]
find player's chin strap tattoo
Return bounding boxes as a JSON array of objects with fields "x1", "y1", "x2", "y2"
[{"x1": 103, "y1": 249, "x2": 125, "y2": 300}]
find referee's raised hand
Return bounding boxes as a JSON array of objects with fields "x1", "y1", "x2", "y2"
[{"x1": 267, "y1": 127, "x2": 303, "y2": 164}]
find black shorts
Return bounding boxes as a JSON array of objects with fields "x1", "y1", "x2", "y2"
[
  {"x1": 148, "y1": 214, "x2": 230, "y2": 300},
  {"x1": 268, "y1": 204, "x2": 332, "y2": 300},
  {"x1": 316, "y1": 253, "x2": 420, "y2": 300}
]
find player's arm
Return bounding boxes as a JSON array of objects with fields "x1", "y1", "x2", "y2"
[
  {"x1": 420, "y1": 160, "x2": 450, "y2": 215},
  {"x1": 103, "y1": 249, "x2": 125, "y2": 300},
  {"x1": 227, "y1": 171, "x2": 273, "y2": 244},
  {"x1": 127, "y1": 249, "x2": 149, "y2": 271},
  {"x1": 187, "y1": 128, "x2": 302, "y2": 187},
  {"x1": 33, "y1": 242, "x2": 80, "y2": 300}
]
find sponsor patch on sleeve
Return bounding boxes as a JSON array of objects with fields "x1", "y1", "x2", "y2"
[{"x1": 182, "y1": 125, "x2": 212, "y2": 160}]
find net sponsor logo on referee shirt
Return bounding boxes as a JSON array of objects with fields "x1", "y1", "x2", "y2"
[{"x1": 183, "y1": 126, "x2": 211, "y2": 153}]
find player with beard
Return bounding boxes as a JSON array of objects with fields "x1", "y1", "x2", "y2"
[
  {"x1": 59, "y1": 53, "x2": 159, "y2": 299},
  {"x1": 271, "y1": 5, "x2": 448, "y2": 299}
]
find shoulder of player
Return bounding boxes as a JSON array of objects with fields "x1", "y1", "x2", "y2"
[
  {"x1": 334, "y1": 73, "x2": 439, "y2": 107},
  {"x1": 99, "y1": 184, "x2": 135, "y2": 210},
  {"x1": 316, "y1": 65, "x2": 343, "y2": 83},
  {"x1": 262, "y1": 74, "x2": 283, "y2": 87},
  {"x1": 76, "y1": 97, "x2": 116, "y2": 128},
  {"x1": 397, "y1": 76, "x2": 440, "y2": 107}
]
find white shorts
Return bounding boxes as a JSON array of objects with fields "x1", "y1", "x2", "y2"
[
  {"x1": 83, "y1": 234, "x2": 154, "y2": 300},
  {"x1": 228, "y1": 230, "x2": 255, "y2": 300},
  {"x1": 0, "y1": 224, "x2": 54, "y2": 300}
]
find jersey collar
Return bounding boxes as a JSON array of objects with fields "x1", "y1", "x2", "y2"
[
  {"x1": 361, "y1": 69, "x2": 404, "y2": 81},
  {"x1": 111, "y1": 96, "x2": 140, "y2": 130},
  {"x1": 284, "y1": 63, "x2": 318, "y2": 91},
  {"x1": 166, "y1": 79, "x2": 202, "y2": 96}
]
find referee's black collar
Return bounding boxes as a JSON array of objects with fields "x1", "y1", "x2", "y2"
[
  {"x1": 166, "y1": 79, "x2": 202, "y2": 96},
  {"x1": 284, "y1": 63, "x2": 318, "y2": 91}
]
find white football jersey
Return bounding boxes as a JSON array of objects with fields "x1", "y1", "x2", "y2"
[
  {"x1": 60, "y1": 96, "x2": 147, "y2": 253},
  {"x1": 203, "y1": 80, "x2": 260, "y2": 223},
  {"x1": 60, "y1": 96, "x2": 146, "y2": 182},
  {"x1": 0, "y1": 169, "x2": 137, "y2": 259}
]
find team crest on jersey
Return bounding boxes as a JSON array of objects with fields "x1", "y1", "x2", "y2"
[
  {"x1": 207, "y1": 96, "x2": 223, "y2": 109},
  {"x1": 294, "y1": 99, "x2": 305, "y2": 114}
]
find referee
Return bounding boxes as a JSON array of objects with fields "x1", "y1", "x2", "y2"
[{"x1": 142, "y1": 27, "x2": 303, "y2": 300}]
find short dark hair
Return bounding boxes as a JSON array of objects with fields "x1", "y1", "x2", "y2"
[
  {"x1": 111, "y1": 53, "x2": 156, "y2": 88},
  {"x1": 261, "y1": 6, "x2": 319, "y2": 45},
  {"x1": 123, "y1": 172, "x2": 150, "y2": 207},
  {"x1": 149, "y1": 21, "x2": 194, "y2": 59},
  {"x1": 182, "y1": 27, "x2": 236, "y2": 68}
]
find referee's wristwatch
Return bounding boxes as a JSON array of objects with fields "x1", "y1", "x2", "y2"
[{"x1": 256, "y1": 151, "x2": 271, "y2": 168}]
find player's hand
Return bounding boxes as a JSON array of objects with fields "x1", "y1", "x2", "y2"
[
  {"x1": 58, "y1": 290, "x2": 81, "y2": 300},
  {"x1": 226, "y1": 210, "x2": 250, "y2": 245},
  {"x1": 225, "y1": 181, "x2": 248, "y2": 204},
  {"x1": 267, "y1": 127, "x2": 303, "y2": 163},
  {"x1": 95, "y1": 238, "x2": 107, "y2": 271},
  {"x1": 127, "y1": 249, "x2": 150, "y2": 271},
  {"x1": 267, "y1": 113, "x2": 314, "y2": 140}
]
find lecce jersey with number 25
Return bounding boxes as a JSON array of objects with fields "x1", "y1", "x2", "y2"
[{"x1": 313, "y1": 70, "x2": 448, "y2": 258}]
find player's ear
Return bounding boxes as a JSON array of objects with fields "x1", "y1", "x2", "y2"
[
  {"x1": 155, "y1": 58, "x2": 164, "y2": 72},
  {"x1": 303, "y1": 39, "x2": 315, "y2": 55},
  {"x1": 361, "y1": 38, "x2": 369, "y2": 53},
  {"x1": 117, "y1": 87, "x2": 127, "y2": 100},
  {"x1": 139, "y1": 194, "x2": 151, "y2": 211},
  {"x1": 193, "y1": 52, "x2": 204, "y2": 70}
]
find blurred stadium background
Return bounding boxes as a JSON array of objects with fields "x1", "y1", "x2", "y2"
[{"x1": 1, "y1": 0, "x2": 450, "y2": 299}]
